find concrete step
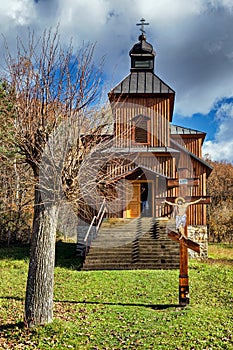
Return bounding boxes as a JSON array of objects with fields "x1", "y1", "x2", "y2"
[
  {"x1": 84, "y1": 256, "x2": 133, "y2": 265},
  {"x1": 86, "y1": 248, "x2": 132, "y2": 255},
  {"x1": 82, "y1": 262, "x2": 180, "y2": 271},
  {"x1": 86, "y1": 253, "x2": 179, "y2": 265},
  {"x1": 82, "y1": 217, "x2": 179, "y2": 271}
]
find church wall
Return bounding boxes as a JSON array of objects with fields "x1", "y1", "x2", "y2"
[
  {"x1": 110, "y1": 96, "x2": 171, "y2": 148},
  {"x1": 171, "y1": 134, "x2": 203, "y2": 158}
]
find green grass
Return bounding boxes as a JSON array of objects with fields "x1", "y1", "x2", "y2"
[
  {"x1": 208, "y1": 243, "x2": 233, "y2": 261},
  {"x1": 0, "y1": 243, "x2": 232, "y2": 349}
]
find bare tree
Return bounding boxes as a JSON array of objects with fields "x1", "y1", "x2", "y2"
[
  {"x1": 3, "y1": 27, "x2": 105, "y2": 327},
  {"x1": 0, "y1": 81, "x2": 33, "y2": 244}
]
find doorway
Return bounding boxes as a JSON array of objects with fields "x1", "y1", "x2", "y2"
[
  {"x1": 126, "y1": 181, "x2": 153, "y2": 218},
  {"x1": 140, "y1": 182, "x2": 152, "y2": 217}
]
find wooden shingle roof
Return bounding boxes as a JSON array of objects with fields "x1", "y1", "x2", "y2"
[{"x1": 109, "y1": 71, "x2": 175, "y2": 95}]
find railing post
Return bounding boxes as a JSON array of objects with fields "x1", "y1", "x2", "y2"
[{"x1": 84, "y1": 199, "x2": 106, "y2": 243}]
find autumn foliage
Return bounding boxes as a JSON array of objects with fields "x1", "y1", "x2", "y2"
[{"x1": 206, "y1": 159, "x2": 233, "y2": 242}]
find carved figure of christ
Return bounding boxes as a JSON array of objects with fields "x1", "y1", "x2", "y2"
[{"x1": 164, "y1": 197, "x2": 203, "y2": 238}]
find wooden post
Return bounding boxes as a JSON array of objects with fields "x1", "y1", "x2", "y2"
[
  {"x1": 164, "y1": 175, "x2": 211, "y2": 306},
  {"x1": 179, "y1": 223, "x2": 189, "y2": 305},
  {"x1": 178, "y1": 168, "x2": 189, "y2": 306}
]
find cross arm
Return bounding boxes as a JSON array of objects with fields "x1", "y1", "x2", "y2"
[
  {"x1": 186, "y1": 196, "x2": 211, "y2": 204},
  {"x1": 167, "y1": 178, "x2": 199, "y2": 188},
  {"x1": 156, "y1": 196, "x2": 211, "y2": 204},
  {"x1": 167, "y1": 230, "x2": 200, "y2": 253}
]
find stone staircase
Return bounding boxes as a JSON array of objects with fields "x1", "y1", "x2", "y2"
[{"x1": 82, "y1": 217, "x2": 180, "y2": 270}]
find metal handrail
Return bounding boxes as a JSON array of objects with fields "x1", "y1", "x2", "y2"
[
  {"x1": 96, "y1": 207, "x2": 106, "y2": 232},
  {"x1": 96, "y1": 199, "x2": 106, "y2": 220},
  {"x1": 84, "y1": 199, "x2": 106, "y2": 243}
]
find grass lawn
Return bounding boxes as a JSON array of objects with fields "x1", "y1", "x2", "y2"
[{"x1": 0, "y1": 242, "x2": 232, "y2": 349}]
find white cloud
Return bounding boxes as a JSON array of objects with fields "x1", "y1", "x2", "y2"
[
  {"x1": 0, "y1": 0, "x2": 233, "y2": 157},
  {"x1": 0, "y1": 0, "x2": 36, "y2": 27},
  {"x1": 203, "y1": 139, "x2": 233, "y2": 163},
  {"x1": 136, "y1": 0, "x2": 204, "y2": 23},
  {"x1": 203, "y1": 102, "x2": 233, "y2": 162}
]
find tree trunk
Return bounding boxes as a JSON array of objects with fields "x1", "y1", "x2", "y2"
[{"x1": 24, "y1": 184, "x2": 59, "y2": 327}]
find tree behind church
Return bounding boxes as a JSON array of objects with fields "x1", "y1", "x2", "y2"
[{"x1": 207, "y1": 159, "x2": 233, "y2": 242}]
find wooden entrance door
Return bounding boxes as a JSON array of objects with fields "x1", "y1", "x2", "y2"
[
  {"x1": 125, "y1": 181, "x2": 154, "y2": 218},
  {"x1": 126, "y1": 182, "x2": 140, "y2": 218}
]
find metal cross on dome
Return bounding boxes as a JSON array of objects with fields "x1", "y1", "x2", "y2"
[{"x1": 136, "y1": 18, "x2": 149, "y2": 34}]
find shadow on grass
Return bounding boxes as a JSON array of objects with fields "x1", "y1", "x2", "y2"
[
  {"x1": 0, "y1": 242, "x2": 83, "y2": 269},
  {"x1": 55, "y1": 241, "x2": 83, "y2": 270},
  {"x1": 0, "y1": 295, "x2": 182, "y2": 311},
  {"x1": 0, "y1": 296, "x2": 24, "y2": 301},
  {"x1": 54, "y1": 299, "x2": 183, "y2": 311},
  {"x1": 0, "y1": 321, "x2": 24, "y2": 332},
  {"x1": 0, "y1": 244, "x2": 30, "y2": 260},
  {"x1": 0, "y1": 295, "x2": 183, "y2": 316},
  {"x1": 0, "y1": 296, "x2": 183, "y2": 332}
]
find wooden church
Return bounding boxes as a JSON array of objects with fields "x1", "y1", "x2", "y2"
[{"x1": 78, "y1": 19, "x2": 212, "y2": 270}]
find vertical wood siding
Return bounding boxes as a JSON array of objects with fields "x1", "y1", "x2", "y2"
[
  {"x1": 111, "y1": 97, "x2": 171, "y2": 148},
  {"x1": 103, "y1": 94, "x2": 211, "y2": 224}
]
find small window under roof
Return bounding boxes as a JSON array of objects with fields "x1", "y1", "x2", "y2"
[
  {"x1": 135, "y1": 120, "x2": 148, "y2": 143},
  {"x1": 132, "y1": 115, "x2": 150, "y2": 144}
]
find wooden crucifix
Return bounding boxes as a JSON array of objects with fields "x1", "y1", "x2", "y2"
[{"x1": 164, "y1": 168, "x2": 211, "y2": 306}]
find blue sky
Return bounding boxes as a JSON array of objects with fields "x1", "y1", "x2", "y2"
[{"x1": 0, "y1": 0, "x2": 233, "y2": 163}]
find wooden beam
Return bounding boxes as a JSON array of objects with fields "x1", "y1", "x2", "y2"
[
  {"x1": 167, "y1": 230, "x2": 200, "y2": 254},
  {"x1": 167, "y1": 178, "x2": 199, "y2": 188},
  {"x1": 156, "y1": 196, "x2": 211, "y2": 204}
]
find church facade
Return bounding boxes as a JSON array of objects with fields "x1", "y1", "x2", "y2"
[
  {"x1": 79, "y1": 21, "x2": 212, "y2": 269},
  {"x1": 105, "y1": 24, "x2": 212, "y2": 223}
]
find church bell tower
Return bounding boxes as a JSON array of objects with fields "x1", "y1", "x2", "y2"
[
  {"x1": 130, "y1": 18, "x2": 156, "y2": 72},
  {"x1": 108, "y1": 18, "x2": 175, "y2": 149}
]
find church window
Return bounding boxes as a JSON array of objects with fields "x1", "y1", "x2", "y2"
[{"x1": 132, "y1": 115, "x2": 150, "y2": 145}]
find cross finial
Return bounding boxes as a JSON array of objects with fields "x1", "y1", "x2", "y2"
[{"x1": 136, "y1": 18, "x2": 150, "y2": 34}]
